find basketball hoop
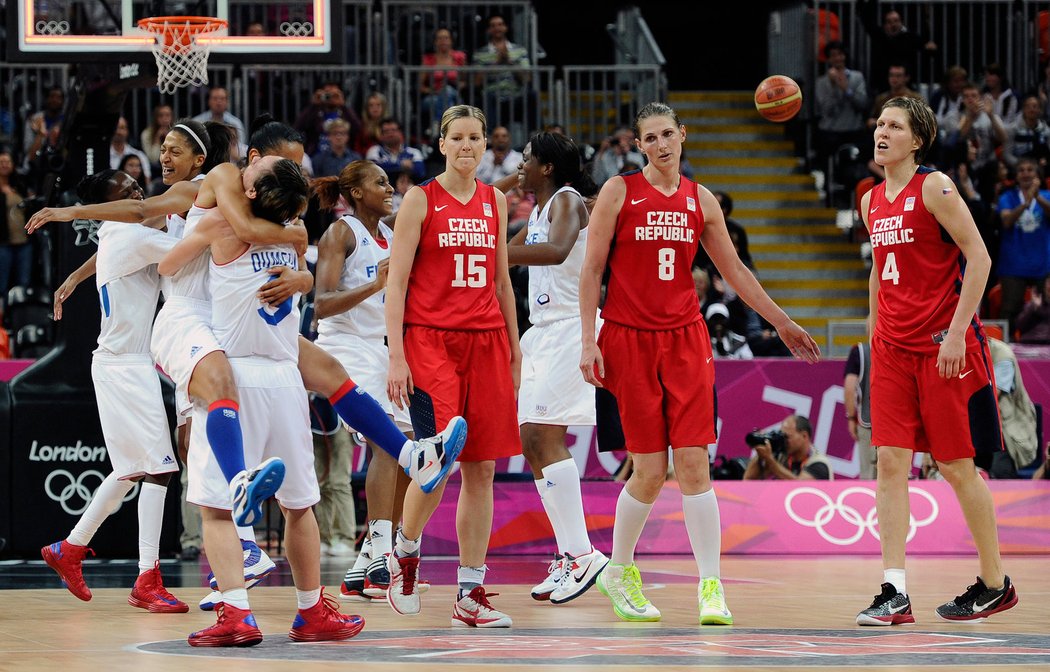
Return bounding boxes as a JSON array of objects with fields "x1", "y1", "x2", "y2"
[{"x1": 138, "y1": 16, "x2": 227, "y2": 94}]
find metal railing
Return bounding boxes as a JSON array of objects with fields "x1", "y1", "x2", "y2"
[
  {"x1": 562, "y1": 65, "x2": 666, "y2": 146},
  {"x1": 608, "y1": 5, "x2": 667, "y2": 68}
]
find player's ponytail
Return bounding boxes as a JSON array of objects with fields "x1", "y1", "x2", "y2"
[
  {"x1": 310, "y1": 160, "x2": 382, "y2": 212},
  {"x1": 310, "y1": 175, "x2": 342, "y2": 211},
  {"x1": 202, "y1": 121, "x2": 234, "y2": 171}
]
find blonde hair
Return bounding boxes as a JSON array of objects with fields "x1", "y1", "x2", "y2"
[
  {"x1": 882, "y1": 96, "x2": 937, "y2": 164},
  {"x1": 440, "y1": 104, "x2": 487, "y2": 139}
]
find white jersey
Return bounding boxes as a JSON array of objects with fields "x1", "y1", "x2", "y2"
[
  {"x1": 525, "y1": 186, "x2": 587, "y2": 326},
  {"x1": 316, "y1": 216, "x2": 392, "y2": 342},
  {"x1": 166, "y1": 173, "x2": 210, "y2": 301},
  {"x1": 94, "y1": 221, "x2": 178, "y2": 356},
  {"x1": 210, "y1": 241, "x2": 301, "y2": 362}
]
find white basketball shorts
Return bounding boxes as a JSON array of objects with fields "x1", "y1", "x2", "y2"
[
  {"x1": 316, "y1": 331, "x2": 411, "y2": 431},
  {"x1": 150, "y1": 297, "x2": 223, "y2": 419},
  {"x1": 518, "y1": 316, "x2": 597, "y2": 426}
]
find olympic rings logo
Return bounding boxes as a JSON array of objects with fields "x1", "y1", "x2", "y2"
[
  {"x1": 44, "y1": 470, "x2": 139, "y2": 516},
  {"x1": 784, "y1": 486, "x2": 939, "y2": 546}
]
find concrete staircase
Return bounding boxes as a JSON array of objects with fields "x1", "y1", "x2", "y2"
[{"x1": 669, "y1": 90, "x2": 868, "y2": 351}]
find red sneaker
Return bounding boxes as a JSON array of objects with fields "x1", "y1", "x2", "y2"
[
  {"x1": 188, "y1": 604, "x2": 263, "y2": 647},
  {"x1": 129, "y1": 561, "x2": 189, "y2": 613},
  {"x1": 41, "y1": 540, "x2": 94, "y2": 601},
  {"x1": 290, "y1": 590, "x2": 365, "y2": 642}
]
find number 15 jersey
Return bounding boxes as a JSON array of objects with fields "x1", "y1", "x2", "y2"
[
  {"x1": 602, "y1": 170, "x2": 704, "y2": 330},
  {"x1": 404, "y1": 178, "x2": 504, "y2": 331}
]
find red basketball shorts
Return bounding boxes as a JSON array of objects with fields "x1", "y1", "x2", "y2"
[
  {"x1": 404, "y1": 326, "x2": 522, "y2": 462},
  {"x1": 596, "y1": 320, "x2": 717, "y2": 454},
  {"x1": 870, "y1": 334, "x2": 1003, "y2": 462}
]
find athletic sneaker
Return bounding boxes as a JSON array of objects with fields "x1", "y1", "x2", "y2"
[
  {"x1": 128, "y1": 561, "x2": 189, "y2": 613},
  {"x1": 531, "y1": 555, "x2": 566, "y2": 601},
  {"x1": 188, "y1": 603, "x2": 263, "y2": 647},
  {"x1": 698, "y1": 577, "x2": 733, "y2": 625},
  {"x1": 230, "y1": 457, "x2": 286, "y2": 527},
  {"x1": 936, "y1": 576, "x2": 1018, "y2": 621},
  {"x1": 407, "y1": 416, "x2": 467, "y2": 494},
  {"x1": 199, "y1": 540, "x2": 276, "y2": 610},
  {"x1": 596, "y1": 562, "x2": 661, "y2": 622},
  {"x1": 550, "y1": 548, "x2": 609, "y2": 604},
  {"x1": 386, "y1": 553, "x2": 421, "y2": 616},
  {"x1": 363, "y1": 555, "x2": 390, "y2": 598},
  {"x1": 41, "y1": 540, "x2": 94, "y2": 601},
  {"x1": 856, "y1": 583, "x2": 915, "y2": 626},
  {"x1": 289, "y1": 590, "x2": 366, "y2": 642},
  {"x1": 340, "y1": 566, "x2": 371, "y2": 602},
  {"x1": 451, "y1": 586, "x2": 512, "y2": 628}
]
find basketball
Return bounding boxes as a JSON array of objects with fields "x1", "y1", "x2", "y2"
[{"x1": 754, "y1": 75, "x2": 803, "y2": 123}]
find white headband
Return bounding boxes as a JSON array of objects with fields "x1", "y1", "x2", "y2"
[{"x1": 174, "y1": 123, "x2": 208, "y2": 158}]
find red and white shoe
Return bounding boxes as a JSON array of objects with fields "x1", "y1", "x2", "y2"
[
  {"x1": 188, "y1": 604, "x2": 263, "y2": 647},
  {"x1": 452, "y1": 587, "x2": 512, "y2": 628},
  {"x1": 41, "y1": 540, "x2": 94, "y2": 601},
  {"x1": 289, "y1": 590, "x2": 365, "y2": 642},
  {"x1": 129, "y1": 561, "x2": 189, "y2": 613},
  {"x1": 386, "y1": 554, "x2": 420, "y2": 616}
]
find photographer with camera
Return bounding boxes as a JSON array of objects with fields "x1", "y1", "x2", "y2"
[
  {"x1": 742, "y1": 415, "x2": 832, "y2": 481},
  {"x1": 590, "y1": 126, "x2": 645, "y2": 188}
]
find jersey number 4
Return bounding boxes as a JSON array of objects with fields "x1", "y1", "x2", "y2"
[
  {"x1": 881, "y1": 251, "x2": 900, "y2": 286},
  {"x1": 452, "y1": 253, "x2": 486, "y2": 288}
]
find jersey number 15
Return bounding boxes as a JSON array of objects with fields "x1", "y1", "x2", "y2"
[{"x1": 452, "y1": 253, "x2": 487, "y2": 288}]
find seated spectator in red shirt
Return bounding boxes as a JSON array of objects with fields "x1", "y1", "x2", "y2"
[{"x1": 420, "y1": 28, "x2": 467, "y2": 133}]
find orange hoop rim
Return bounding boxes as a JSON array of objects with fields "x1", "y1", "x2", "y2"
[{"x1": 137, "y1": 15, "x2": 228, "y2": 36}]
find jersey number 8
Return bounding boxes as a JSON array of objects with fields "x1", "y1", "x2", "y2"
[{"x1": 658, "y1": 247, "x2": 675, "y2": 281}]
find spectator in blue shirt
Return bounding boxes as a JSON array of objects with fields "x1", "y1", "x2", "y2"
[
  {"x1": 311, "y1": 119, "x2": 363, "y2": 178},
  {"x1": 365, "y1": 118, "x2": 425, "y2": 181},
  {"x1": 997, "y1": 156, "x2": 1050, "y2": 330}
]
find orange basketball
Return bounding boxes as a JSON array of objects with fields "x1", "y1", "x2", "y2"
[{"x1": 754, "y1": 75, "x2": 803, "y2": 123}]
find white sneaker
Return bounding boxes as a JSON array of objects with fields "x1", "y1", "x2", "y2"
[
  {"x1": 230, "y1": 457, "x2": 285, "y2": 526},
  {"x1": 530, "y1": 554, "x2": 566, "y2": 601},
  {"x1": 699, "y1": 577, "x2": 734, "y2": 625},
  {"x1": 550, "y1": 548, "x2": 609, "y2": 604},
  {"x1": 452, "y1": 586, "x2": 512, "y2": 627},
  {"x1": 386, "y1": 553, "x2": 421, "y2": 616},
  {"x1": 407, "y1": 416, "x2": 467, "y2": 493}
]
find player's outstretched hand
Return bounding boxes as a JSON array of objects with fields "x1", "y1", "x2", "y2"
[
  {"x1": 26, "y1": 206, "x2": 76, "y2": 234},
  {"x1": 777, "y1": 320, "x2": 821, "y2": 363},
  {"x1": 387, "y1": 356, "x2": 414, "y2": 410},
  {"x1": 580, "y1": 341, "x2": 606, "y2": 388}
]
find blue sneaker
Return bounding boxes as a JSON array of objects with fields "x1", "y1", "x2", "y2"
[
  {"x1": 230, "y1": 457, "x2": 285, "y2": 526},
  {"x1": 200, "y1": 540, "x2": 276, "y2": 611},
  {"x1": 407, "y1": 416, "x2": 466, "y2": 494}
]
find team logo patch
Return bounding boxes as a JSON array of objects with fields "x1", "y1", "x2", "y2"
[
  {"x1": 686, "y1": 196, "x2": 696, "y2": 212},
  {"x1": 904, "y1": 196, "x2": 916, "y2": 211},
  {"x1": 361, "y1": 237, "x2": 370, "y2": 246},
  {"x1": 483, "y1": 203, "x2": 493, "y2": 217},
  {"x1": 190, "y1": 345, "x2": 202, "y2": 358},
  {"x1": 162, "y1": 455, "x2": 175, "y2": 464}
]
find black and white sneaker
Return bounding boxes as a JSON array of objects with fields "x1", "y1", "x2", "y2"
[
  {"x1": 363, "y1": 554, "x2": 391, "y2": 598},
  {"x1": 340, "y1": 566, "x2": 370, "y2": 602},
  {"x1": 936, "y1": 576, "x2": 1018, "y2": 622},
  {"x1": 856, "y1": 583, "x2": 915, "y2": 626}
]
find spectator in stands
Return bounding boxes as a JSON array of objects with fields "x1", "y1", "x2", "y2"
[
  {"x1": 843, "y1": 342, "x2": 876, "y2": 479},
  {"x1": 987, "y1": 337, "x2": 1038, "y2": 478},
  {"x1": 391, "y1": 170, "x2": 417, "y2": 215},
  {"x1": 357, "y1": 91, "x2": 389, "y2": 155},
  {"x1": 815, "y1": 41, "x2": 869, "y2": 187},
  {"x1": 118, "y1": 154, "x2": 149, "y2": 191},
  {"x1": 311, "y1": 119, "x2": 363, "y2": 179},
  {"x1": 931, "y1": 65, "x2": 968, "y2": 158},
  {"x1": 743, "y1": 415, "x2": 832, "y2": 480},
  {"x1": 693, "y1": 267, "x2": 711, "y2": 315},
  {"x1": 959, "y1": 81, "x2": 1007, "y2": 204},
  {"x1": 1017, "y1": 276, "x2": 1050, "y2": 344},
  {"x1": 858, "y1": 1, "x2": 938, "y2": 94},
  {"x1": 590, "y1": 126, "x2": 645, "y2": 187},
  {"x1": 420, "y1": 28, "x2": 467, "y2": 134},
  {"x1": 1038, "y1": 59, "x2": 1050, "y2": 123},
  {"x1": 867, "y1": 64, "x2": 923, "y2": 130},
  {"x1": 982, "y1": 63, "x2": 1019, "y2": 127},
  {"x1": 997, "y1": 157, "x2": 1050, "y2": 331},
  {"x1": 472, "y1": 13, "x2": 534, "y2": 132},
  {"x1": 22, "y1": 86, "x2": 64, "y2": 166},
  {"x1": 706, "y1": 302, "x2": 753, "y2": 360},
  {"x1": 365, "y1": 118, "x2": 425, "y2": 181},
  {"x1": 108, "y1": 117, "x2": 151, "y2": 182},
  {"x1": 294, "y1": 82, "x2": 364, "y2": 156},
  {"x1": 0, "y1": 150, "x2": 31, "y2": 306},
  {"x1": 139, "y1": 104, "x2": 172, "y2": 170},
  {"x1": 1003, "y1": 95, "x2": 1050, "y2": 169},
  {"x1": 191, "y1": 86, "x2": 246, "y2": 146},
  {"x1": 476, "y1": 126, "x2": 523, "y2": 185}
]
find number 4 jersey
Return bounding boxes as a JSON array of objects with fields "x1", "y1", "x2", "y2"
[
  {"x1": 602, "y1": 170, "x2": 705, "y2": 330},
  {"x1": 404, "y1": 178, "x2": 505, "y2": 330},
  {"x1": 868, "y1": 167, "x2": 983, "y2": 354}
]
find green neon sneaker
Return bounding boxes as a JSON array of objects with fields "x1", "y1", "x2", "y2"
[
  {"x1": 596, "y1": 562, "x2": 661, "y2": 622},
  {"x1": 699, "y1": 576, "x2": 733, "y2": 625}
]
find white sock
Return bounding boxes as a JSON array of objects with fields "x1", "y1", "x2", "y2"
[
  {"x1": 137, "y1": 482, "x2": 167, "y2": 574},
  {"x1": 395, "y1": 529, "x2": 421, "y2": 557},
  {"x1": 369, "y1": 519, "x2": 393, "y2": 558},
  {"x1": 67, "y1": 472, "x2": 134, "y2": 546},
  {"x1": 884, "y1": 568, "x2": 907, "y2": 595},
  {"x1": 458, "y1": 564, "x2": 487, "y2": 596},
  {"x1": 535, "y1": 479, "x2": 567, "y2": 555},
  {"x1": 235, "y1": 524, "x2": 255, "y2": 543},
  {"x1": 397, "y1": 439, "x2": 413, "y2": 469},
  {"x1": 541, "y1": 458, "x2": 591, "y2": 557},
  {"x1": 351, "y1": 536, "x2": 373, "y2": 570},
  {"x1": 296, "y1": 587, "x2": 321, "y2": 610},
  {"x1": 682, "y1": 489, "x2": 721, "y2": 579},
  {"x1": 611, "y1": 486, "x2": 654, "y2": 566},
  {"x1": 222, "y1": 588, "x2": 250, "y2": 610}
]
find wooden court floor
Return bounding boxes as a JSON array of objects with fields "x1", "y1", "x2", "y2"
[{"x1": 1, "y1": 555, "x2": 1047, "y2": 671}]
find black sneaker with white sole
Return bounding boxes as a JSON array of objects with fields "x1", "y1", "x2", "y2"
[
  {"x1": 856, "y1": 583, "x2": 915, "y2": 626},
  {"x1": 936, "y1": 575, "x2": 1018, "y2": 621}
]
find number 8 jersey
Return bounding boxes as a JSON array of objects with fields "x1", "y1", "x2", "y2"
[
  {"x1": 404, "y1": 178, "x2": 505, "y2": 330},
  {"x1": 868, "y1": 167, "x2": 983, "y2": 354},
  {"x1": 602, "y1": 170, "x2": 704, "y2": 329}
]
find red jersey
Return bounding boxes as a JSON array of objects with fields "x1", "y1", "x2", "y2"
[
  {"x1": 601, "y1": 170, "x2": 704, "y2": 330},
  {"x1": 869, "y1": 167, "x2": 983, "y2": 354},
  {"x1": 404, "y1": 178, "x2": 504, "y2": 330}
]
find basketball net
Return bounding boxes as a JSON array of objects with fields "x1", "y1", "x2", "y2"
[{"x1": 138, "y1": 17, "x2": 227, "y2": 94}]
